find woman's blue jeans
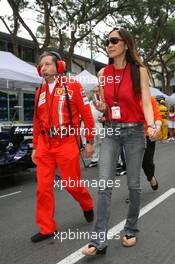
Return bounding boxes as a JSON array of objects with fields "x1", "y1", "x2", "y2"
[{"x1": 90, "y1": 124, "x2": 145, "y2": 250}]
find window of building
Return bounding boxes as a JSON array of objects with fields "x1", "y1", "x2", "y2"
[
  {"x1": 22, "y1": 46, "x2": 35, "y2": 63},
  {"x1": 0, "y1": 40, "x2": 7, "y2": 51},
  {"x1": 0, "y1": 91, "x2": 18, "y2": 121},
  {"x1": 24, "y1": 93, "x2": 35, "y2": 121},
  {"x1": 7, "y1": 42, "x2": 13, "y2": 53}
]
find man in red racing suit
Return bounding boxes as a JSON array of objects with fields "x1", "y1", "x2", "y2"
[{"x1": 31, "y1": 51, "x2": 95, "y2": 243}]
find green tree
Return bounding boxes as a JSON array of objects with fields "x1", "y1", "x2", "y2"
[
  {"x1": 7, "y1": 0, "x2": 51, "y2": 55},
  {"x1": 5, "y1": 0, "x2": 131, "y2": 69},
  {"x1": 0, "y1": 0, "x2": 29, "y2": 56},
  {"x1": 150, "y1": 51, "x2": 175, "y2": 94},
  {"x1": 36, "y1": 0, "x2": 131, "y2": 71},
  {"x1": 90, "y1": 0, "x2": 175, "y2": 92}
]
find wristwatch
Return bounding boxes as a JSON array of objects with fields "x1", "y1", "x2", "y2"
[{"x1": 86, "y1": 140, "x2": 94, "y2": 145}]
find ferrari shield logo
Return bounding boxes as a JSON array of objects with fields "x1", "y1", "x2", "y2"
[{"x1": 55, "y1": 88, "x2": 63, "y2": 96}]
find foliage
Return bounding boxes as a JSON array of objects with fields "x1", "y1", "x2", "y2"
[{"x1": 2, "y1": 0, "x2": 175, "y2": 90}]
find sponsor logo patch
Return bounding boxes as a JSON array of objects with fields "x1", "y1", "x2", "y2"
[
  {"x1": 39, "y1": 91, "x2": 46, "y2": 100},
  {"x1": 39, "y1": 98, "x2": 46, "y2": 106},
  {"x1": 83, "y1": 97, "x2": 89, "y2": 105}
]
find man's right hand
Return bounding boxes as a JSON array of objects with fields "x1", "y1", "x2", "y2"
[
  {"x1": 93, "y1": 100, "x2": 107, "y2": 113},
  {"x1": 31, "y1": 149, "x2": 36, "y2": 164}
]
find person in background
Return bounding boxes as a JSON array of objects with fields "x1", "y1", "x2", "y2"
[
  {"x1": 142, "y1": 96, "x2": 162, "y2": 190},
  {"x1": 116, "y1": 148, "x2": 127, "y2": 176},
  {"x1": 82, "y1": 27, "x2": 157, "y2": 256},
  {"x1": 88, "y1": 86, "x2": 103, "y2": 167},
  {"x1": 159, "y1": 99, "x2": 168, "y2": 142},
  {"x1": 167, "y1": 105, "x2": 175, "y2": 141}
]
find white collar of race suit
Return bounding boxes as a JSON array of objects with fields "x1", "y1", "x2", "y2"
[{"x1": 48, "y1": 81, "x2": 56, "y2": 94}]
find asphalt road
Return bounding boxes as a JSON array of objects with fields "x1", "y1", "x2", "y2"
[{"x1": 0, "y1": 141, "x2": 175, "y2": 264}]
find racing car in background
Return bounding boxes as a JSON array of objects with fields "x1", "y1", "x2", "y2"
[{"x1": 0, "y1": 123, "x2": 34, "y2": 175}]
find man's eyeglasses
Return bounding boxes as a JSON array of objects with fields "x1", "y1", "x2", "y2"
[{"x1": 106, "y1": 37, "x2": 124, "y2": 46}]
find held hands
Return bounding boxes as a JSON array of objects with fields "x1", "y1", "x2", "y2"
[
  {"x1": 147, "y1": 126, "x2": 161, "y2": 141},
  {"x1": 84, "y1": 144, "x2": 94, "y2": 159}
]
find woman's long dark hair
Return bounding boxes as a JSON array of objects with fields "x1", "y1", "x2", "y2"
[{"x1": 108, "y1": 28, "x2": 147, "y2": 96}]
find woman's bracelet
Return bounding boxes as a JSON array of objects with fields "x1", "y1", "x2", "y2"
[{"x1": 147, "y1": 124, "x2": 156, "y2": 129}]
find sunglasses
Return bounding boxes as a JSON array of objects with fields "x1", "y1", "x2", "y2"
[{"x1": 105, "y1": 37, "x2": 124, "y2": 46}]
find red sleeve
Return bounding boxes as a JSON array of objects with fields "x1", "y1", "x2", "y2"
[
  {"x1": 32, "y1": 88, "x2": 41, "y2": 149},
  {"x1": 74, "y1": 82, "x2": 95, "y2": 141},
  {"x1": 151, "y1": 97, "x2": 162, "y2": 122}
]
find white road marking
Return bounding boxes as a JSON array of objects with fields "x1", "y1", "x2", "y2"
[
  {"x1": 56, "y1": 188, "x2": 175, "y2": 264},
  {"x1": 0, "y1": 191, "x2": 22, "y2": 199}
]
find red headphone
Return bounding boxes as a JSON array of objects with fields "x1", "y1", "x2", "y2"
[{"x1": 36, "y1": 51, "x2": 66, "y2": 77}]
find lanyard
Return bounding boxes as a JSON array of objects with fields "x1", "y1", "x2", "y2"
[{"x1": 112, "y1": 63, "x2": 127, "y2": 106}]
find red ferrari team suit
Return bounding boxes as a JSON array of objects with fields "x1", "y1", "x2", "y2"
[{"x1": 33, "y1": 77, "x2": 94, "y2": 235}]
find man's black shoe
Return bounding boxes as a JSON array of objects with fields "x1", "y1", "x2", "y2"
[
  {"x1": 83, "y1": 209, "x2": 94, "y2": 223},
  {"x1": 31, "y1": 232, "x2": 55, "y2": 243}
]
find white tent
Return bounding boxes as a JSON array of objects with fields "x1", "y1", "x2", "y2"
[
  {"x1": 74, "y1": 70, "x2": 98, "y2": 91},
  {"x1": 165, "y1": 93, "x2": 175, "y2": 105},
  {"x1": 150, "y1": 87, "x2": 175, "y2": 105},
  {"x1": 150, "y1": 87, "x2": 168, "y2": 98},
  {"x1": 0, "y1": 51, "x2": 42, "y2": 91}
]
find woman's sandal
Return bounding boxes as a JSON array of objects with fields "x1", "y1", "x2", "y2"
[
  {"x1": 82, "y1": 244, "x2": 107, "y2": 256},
  {"x1": 122, "y1": 235, "x2": 137, "y2": 247}
]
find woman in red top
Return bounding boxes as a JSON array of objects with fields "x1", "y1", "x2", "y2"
[{"x1": 82, "y1": 28, "x2": 157, "y2": 255}]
